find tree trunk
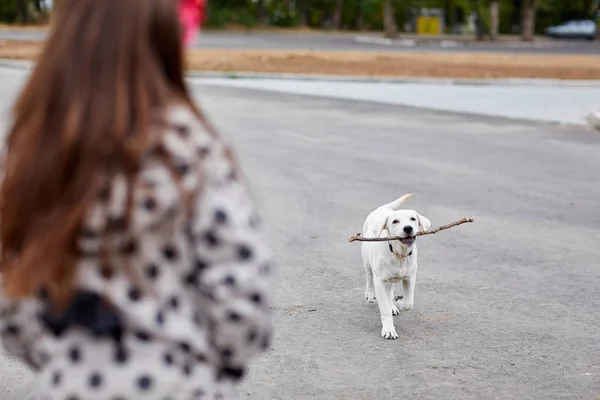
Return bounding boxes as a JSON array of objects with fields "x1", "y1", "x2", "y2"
[
  {"x1": 332, "y1": 0, "x2": 344, "y2": 29},
  {"x1": 17, "y1": 0, "x2": 29, "y2": 24},
  {"x1": 521, "y1": 0, "x2": 539, "y2": 42},
  {"x1": 489, "y1": 0, "x2": 499, "y2": 41},
  {"x1": 257, "y1": 0, "x2": 265, "y2": 24},
  {"x1": 355, "y1": 0, "x2": 364, "y2": 30},
  {"x1": 383, "y1": 0, "x2": 397, "y2": 38}
]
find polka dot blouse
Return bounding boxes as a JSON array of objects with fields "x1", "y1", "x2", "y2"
[{"x1": 0, "y1": 105, "x2": 274, "y2": 400}]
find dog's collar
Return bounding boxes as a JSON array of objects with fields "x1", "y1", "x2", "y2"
[{"x1": 389, "y1": 242, "x2": 412, "y2": 258}]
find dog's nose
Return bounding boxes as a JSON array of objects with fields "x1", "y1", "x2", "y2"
[{"x1": 403, "y1": 226, "x2": 413, "y2": 234}]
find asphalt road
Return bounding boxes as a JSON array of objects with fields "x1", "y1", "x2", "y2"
[
  {"x1": 1, "y1": 29, "x2": 600, "y2": 54},
  {"x1": 1, "y1": 68, "x2": 600, "y2": 399}
]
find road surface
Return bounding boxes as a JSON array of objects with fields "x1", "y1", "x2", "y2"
[
  {"x1": 1, "y1": 29, "x2": 600, "y2": 55},
  {"x1": 1, "y1": 67, "x2": 599, "y2": 399}
]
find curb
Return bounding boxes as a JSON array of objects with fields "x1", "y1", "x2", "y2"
[
  {"x1": 3, "y1": 58, "x2": 600, "y2": 88},
  {"x1": 352, "y1": 35, "x2": 580, "y2": 49},
  {"x1": 187, "y1": 70, "x2": 600, "y2": 87}
]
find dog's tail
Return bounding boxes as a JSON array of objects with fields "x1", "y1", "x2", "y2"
[{"x1": 381, "y1": 193, "x2": 414, "y2": 210}]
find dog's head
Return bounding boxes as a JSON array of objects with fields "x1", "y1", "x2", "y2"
[{"x1": 376, "y1": 210, "x2": 431, "y2": 248}]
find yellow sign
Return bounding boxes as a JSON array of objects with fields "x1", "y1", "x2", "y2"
[{"x1": 417, "y1": 16, "x2": 441, "y2": 35}]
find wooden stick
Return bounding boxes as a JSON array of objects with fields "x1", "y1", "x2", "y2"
[{"x1": 348, "y1": 218, "x2": 474, "y2": 243}]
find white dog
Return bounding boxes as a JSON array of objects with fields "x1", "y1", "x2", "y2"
[{"x1": 361, "y1": 194, "x2": 431, "y2": 339}]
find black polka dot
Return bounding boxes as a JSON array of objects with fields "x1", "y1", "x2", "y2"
[
  {"x1": 184, "y1": 272, "x2": 198, "y2": 286},
  {"x1": 169, "y1": 296, "x2": 179, "y2": 310},
  {"x1": 223, "y1": 275, "x2": 235, "y2": 286},
  {"x1": 227, "y1": 311, "x2": 242, "y2": 322},
  {"x1": 51, "y1": 370, "x2": 61, "y2": 387},
  {"x1": 196, "y1": 353, "x2": 207, "y2": 363},
  {"x1": 162, "y1": 245, "x2": 178, "y2": 261},
  {"x1": 183, "y1": 364, "x2": 192, "y2": 376},
  {"x1": 173, "y1": 124, "x2": 189, "y2": 137},
  {"x1": 137, "y1": 375, "x2": 153, "y2": 391},
  {"x1": 135, "y1": 331, "x2": 151, "y2": 342},
  {"x1": 176, "y1": 163, "x2": 190, "y2": 176},
  {"x1": 121, "y1": 239, "x2": 138, "y2": 255},
  {"x1": 5, "y1": 324, "x2": 19, "y2": 335},
  {"x1": 38, "y1": 287, "x2": 49, "y2": 300},
  {"x1": 128, "y1": 287, "x2": 142, "y2": 302},
  {"x1": 214, "y1": 209, "x2": 227, "y2": 224},
  {"x1": 163, "y1": 352, "x2": 174, "y2": 366},
  {"x1": 143, "y1": 197, "x2": 157, "y2": 211},
  {"x1": 250, "y1": 292, "x2": 262, "y2": 305},
  {"x1": 203, "y1": 231, "x2": 219, "y2": 247},
  {"x1": 98, "y1": 185, "x2": 111, "y2": 202},
  {"x1": 68, "y1": 346, "x2": 81, "y2": 363},
  {"x1": 146, "y1": 263, "x2": 160, "y2": 280},
  {"x1": 89, "y1": 372, "x2": 103, "y2": 388},
  {"x1": 195, "y1": 259, "x2": 207, "y2": 272},
  {"x1": 107, "y1": 216, "x2": 126, "y2": 231},
  {"x1": 179, "y1": 341, "x2": 191, "y2": 353},
  {"x1": 247, "y1": 330, "x2": 258, "y2": 343},
  {"x1": 115, "y1": 346, "x2": 128, "y2": 364},
  {"x1": 156, "y1": 312, "x2": 165, "y2": 326},
  {"x1": 238, "y1": 245, "x2": 253, "y2": 260},
  {"x1": 220, "y1": 348, "x2": 233, "y2": 359},
  {"x1": 99, "y1": 264, "x2": 114, "y2": 280},
  {"x1": 198, "y1": 146, "x2": 211, "y2": 157}
]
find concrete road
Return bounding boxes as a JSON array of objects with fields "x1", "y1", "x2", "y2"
[
  {"x1": 1, "y1": 68, "x2": 600, "y2": 399},
  {"x1": 1, "y1": 29, "x2": 600, "y2": 55}
]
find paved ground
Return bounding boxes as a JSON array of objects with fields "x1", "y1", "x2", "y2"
[
  {"x1": 1, "y1": 67, "x2": 600, "y2": 399},
  {"x1": 1, "y1": 29, "x2": 600, "y2": 55},
  {"x1": 199, "y1": 78, "x2": 600, "y2": 126}
]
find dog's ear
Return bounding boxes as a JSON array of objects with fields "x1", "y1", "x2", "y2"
[{"x1": 417, "y1": 214, "x2": 431, "y2": 232}]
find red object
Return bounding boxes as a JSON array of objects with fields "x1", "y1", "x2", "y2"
[{"x1": 179, "y1": 0, "x2": 207, "y2": 45}]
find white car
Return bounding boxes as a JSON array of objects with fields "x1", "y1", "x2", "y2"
[{"x1": 545, "y1": 20, "x2": 597, "y2": 40}]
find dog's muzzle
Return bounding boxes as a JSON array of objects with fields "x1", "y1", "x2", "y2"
[{"x1": 399, "y1": 236, "x2": 416, "y2": 246}]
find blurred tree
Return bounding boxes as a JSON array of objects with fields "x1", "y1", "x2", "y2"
[
  {"x1": 383, "y1": 0, "x2": 398, "y2": 37},
  {"x1": 489, "y1": 0, "x2": 499, "y2": 39},
  {"x1": 521, "y1": 0, "x2": 539, "y2": 41}
]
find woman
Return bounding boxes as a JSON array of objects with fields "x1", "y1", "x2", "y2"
[{"x1": 0, "y1": 0, "x2": 273, "y2": 399}]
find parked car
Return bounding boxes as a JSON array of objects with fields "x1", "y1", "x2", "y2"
[{"x1": 545, "y1": 19, "x2": 597, "y2": 40}]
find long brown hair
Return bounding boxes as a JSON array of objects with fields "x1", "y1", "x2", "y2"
[{"x1": 0, "y1": 0, "x2": 200, "y2": 305}]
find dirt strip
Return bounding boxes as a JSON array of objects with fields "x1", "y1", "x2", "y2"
[{"x1": 1, "y1": 41, "x2": 600, "y2": 80}]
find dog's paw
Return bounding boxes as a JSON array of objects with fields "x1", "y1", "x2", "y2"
[
  {"x1": 391, "y1": 303, "x2": 400, "y2": 316},
  {"x1": 381, "y1": 326, "x2": 398, "y2": 340},
  {"x1": 395, "y1": 299, "x2": 413, "y2": 312}
]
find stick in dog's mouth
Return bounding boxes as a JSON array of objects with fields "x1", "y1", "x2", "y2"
[{"x1": 348, "y1": 218, "x2": 474, "y2": 243}]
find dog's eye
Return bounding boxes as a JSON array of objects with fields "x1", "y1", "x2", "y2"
[
  {"x1": 410, "y1": 217, "x2": 417, "y2": 221},
  {"x1": 392, "y1": 220, "x2": 399, "y2": 224}
]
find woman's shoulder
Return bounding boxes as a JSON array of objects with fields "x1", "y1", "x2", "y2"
[{"x1": 147, "y1": 103, "x2": 236, "y2": 187}]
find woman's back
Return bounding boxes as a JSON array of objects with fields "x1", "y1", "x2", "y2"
[
  {"x1": 1, "y1": 104, "x2": 273, "y2": 399},
  {"x1": 0, "y1": 1, "x2": 273, "y2": 398}
]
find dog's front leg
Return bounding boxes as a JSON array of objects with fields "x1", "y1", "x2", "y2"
[
  {"x1": 374, "y1": 280, "x2": 398, "y2": 339},
  {"x1": 396, "y1": 274, "x2": 416, "y2": 311}
]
